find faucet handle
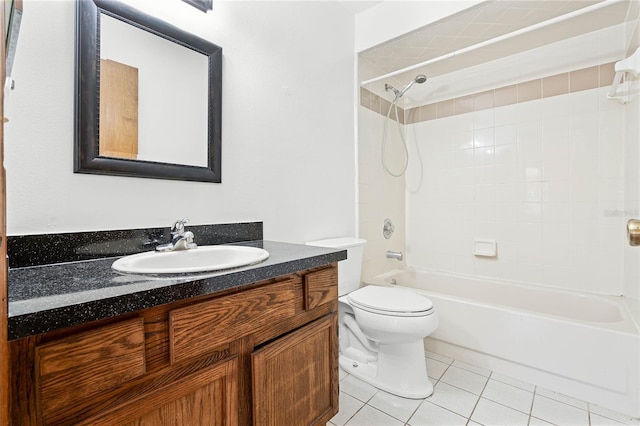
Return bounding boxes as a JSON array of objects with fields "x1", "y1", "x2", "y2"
[{"x1": 171, "y1": 218, "x2": 190, "y2": 234}]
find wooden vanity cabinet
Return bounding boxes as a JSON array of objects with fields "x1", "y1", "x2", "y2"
[{"x1": 9, "y1": 264, "x2": 339, "y2": 426}]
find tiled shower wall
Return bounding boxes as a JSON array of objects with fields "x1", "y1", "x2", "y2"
[
  {"x1": 623, "y1": 77, "x2": 640, "y2": 302},
  {"x1": 623, "y1": 9, "x2": 640, "y2": 303},
  {"x1": 360, "y1": 60, "x2": 633, "y2": 296},
  {"x1": 404, "y1": 66, "x2": 625, "y2": 296},
  {"x1": 358, "y1": 99, "x2": 407, "y2": 281}
]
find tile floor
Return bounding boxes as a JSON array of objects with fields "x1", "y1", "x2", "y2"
[{"x1": 328, "y1": 351, "x2": 640, "y2": 426}]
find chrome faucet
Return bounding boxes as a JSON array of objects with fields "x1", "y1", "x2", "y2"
[
  {"x1": 386, "y1": 250, "x2": 403, "y2": 261},
  {"x1": 156, "y1": 218, "x2": 198, "y2": 252}
]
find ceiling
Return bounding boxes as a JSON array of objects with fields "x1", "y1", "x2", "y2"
[
  {"x1": 336, "y1": 1, "x2": 382, "y2": 15},
  {"x1": 359, "y1": 0, "x2": 635, "y2": 105}
]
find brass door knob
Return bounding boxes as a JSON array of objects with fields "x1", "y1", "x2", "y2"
[{"x1": 627, "y1": 219, "x2": 640, "y2": 246}]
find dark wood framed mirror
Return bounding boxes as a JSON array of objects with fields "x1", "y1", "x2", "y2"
[{"x1": 75, "y1": 0, "x2": 222, "y2": 183}]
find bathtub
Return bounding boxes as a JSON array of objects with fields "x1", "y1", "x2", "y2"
[{"x1": 366, "y1": 269, "x2": 640, "y2": 418}]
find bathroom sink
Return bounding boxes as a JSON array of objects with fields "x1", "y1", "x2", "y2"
[{"x1": 112, "y1": 245, "x2": 269, "y2": 275}]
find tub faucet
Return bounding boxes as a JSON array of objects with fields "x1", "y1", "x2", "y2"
[
  {"x1": 386, "y1": 250, "x2": 403, "y2": 261},
  {"x1": 156, "y1": 218, "x2": 198, "y2": 252}
]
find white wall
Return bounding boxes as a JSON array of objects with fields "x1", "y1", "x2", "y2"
[{"x1": 5, "y1": 0, "x2": 356, "y2": 243}]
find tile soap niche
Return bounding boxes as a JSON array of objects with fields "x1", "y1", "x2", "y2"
[{"x1": 472, "y1": 239, "x2": 497, "y2": 257}]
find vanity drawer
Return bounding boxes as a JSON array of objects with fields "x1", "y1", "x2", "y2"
[
  {"x1": 170, "y1": 278, "x2": 297, "y2": 364},
  {"x1": 35, "y1": 318, "x2": 146, "y2": 422},
  {"x1": 304, "y1": 266, "x2": 338, "y2": 310}
]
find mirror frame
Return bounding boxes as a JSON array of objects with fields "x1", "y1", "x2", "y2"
[
  {"x1": 75, "y1": 0, "x2": 222, "y2": 183},
  {"x1": 182, "y1": 0, "x2": 213, "y2": 13}
]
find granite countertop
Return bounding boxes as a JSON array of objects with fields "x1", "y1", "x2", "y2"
[{"x1": 8, "y1": 234, "x2": 346, "y2": 341}]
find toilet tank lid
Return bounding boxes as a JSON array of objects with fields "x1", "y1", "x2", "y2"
[{"x1": 306, "y1": 237, "x2": 367, "y2": 249}]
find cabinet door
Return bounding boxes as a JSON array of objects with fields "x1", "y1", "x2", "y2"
[
  {"x1": 252, "y1": 314, "x2": 338, "y2": 426},
  {"x1": 79, "y1": 357, "x2": 238, "y2": 426}
]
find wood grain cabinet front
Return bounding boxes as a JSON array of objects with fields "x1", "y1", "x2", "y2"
[
  {"x1": 304, "y1": 267, "x2": 338, "y2": 311},
  {"x1": 169, "y1": 278, "x2": 297, "y2": 364},
  {"x1": 252, "y1": 314, "x2": 338, "y2": 426},
  {"x1": 10, "y1": 264, "x2": 339, "y2": 426}
]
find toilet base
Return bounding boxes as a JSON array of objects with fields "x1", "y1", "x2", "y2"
[{"x1": 339, "y1": 340, "x2": 434, "y2": 399}]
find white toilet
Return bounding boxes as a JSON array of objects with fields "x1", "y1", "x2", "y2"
[{"x1": 306, "y1": 237, "x2": 438, "y2": 399}]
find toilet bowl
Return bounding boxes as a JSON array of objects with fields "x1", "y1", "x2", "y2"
[
  {"x1": 306, "y1": 237, "x2": 438, "y2": 399},
  {"x1": 340, "y1": 285, "x2": 438, "y2": 398}
]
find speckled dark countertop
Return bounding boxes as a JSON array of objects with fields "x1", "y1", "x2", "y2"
[{"x1": 7, "y1": 223, "x2": 346, "y2": 340}]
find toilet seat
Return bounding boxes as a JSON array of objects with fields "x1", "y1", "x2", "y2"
[{"x1": 348, "y1": 286, "x2": 433, "y2": 317}]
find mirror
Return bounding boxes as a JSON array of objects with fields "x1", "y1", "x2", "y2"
[
  {"x1": 182, "y1": 0, "x2": 213, "y2": 13},
  {"x1": 5, "y1": 0, "x2": 23, "y2": 87},
  {"x1": 75, "y1": 0, "x2": 222, "y2": 182}
]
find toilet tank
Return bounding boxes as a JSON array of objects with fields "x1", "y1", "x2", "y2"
[{"x1": 306, "y1": 237, "x2": 366, "y2": 296}]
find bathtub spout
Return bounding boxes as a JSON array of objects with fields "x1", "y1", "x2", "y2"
[{"x1": 386, "y1": 250, "x2": 403, "y2": 261}]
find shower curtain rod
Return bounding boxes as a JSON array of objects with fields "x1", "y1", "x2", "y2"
[{"x1": 360, "y1": 0, "x2": 622, "y2": 87}]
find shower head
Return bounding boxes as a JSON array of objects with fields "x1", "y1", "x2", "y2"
[
  {"x1": 398, "y1": 74, "x2": 427, "y2": 97},
  {"x1": 385, "y1": 74, "x2": 428, "y2": 100}
]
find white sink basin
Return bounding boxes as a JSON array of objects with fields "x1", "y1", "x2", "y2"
[{"x1": 112, "y1": 245, "x2": 269, "y2": 275}]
